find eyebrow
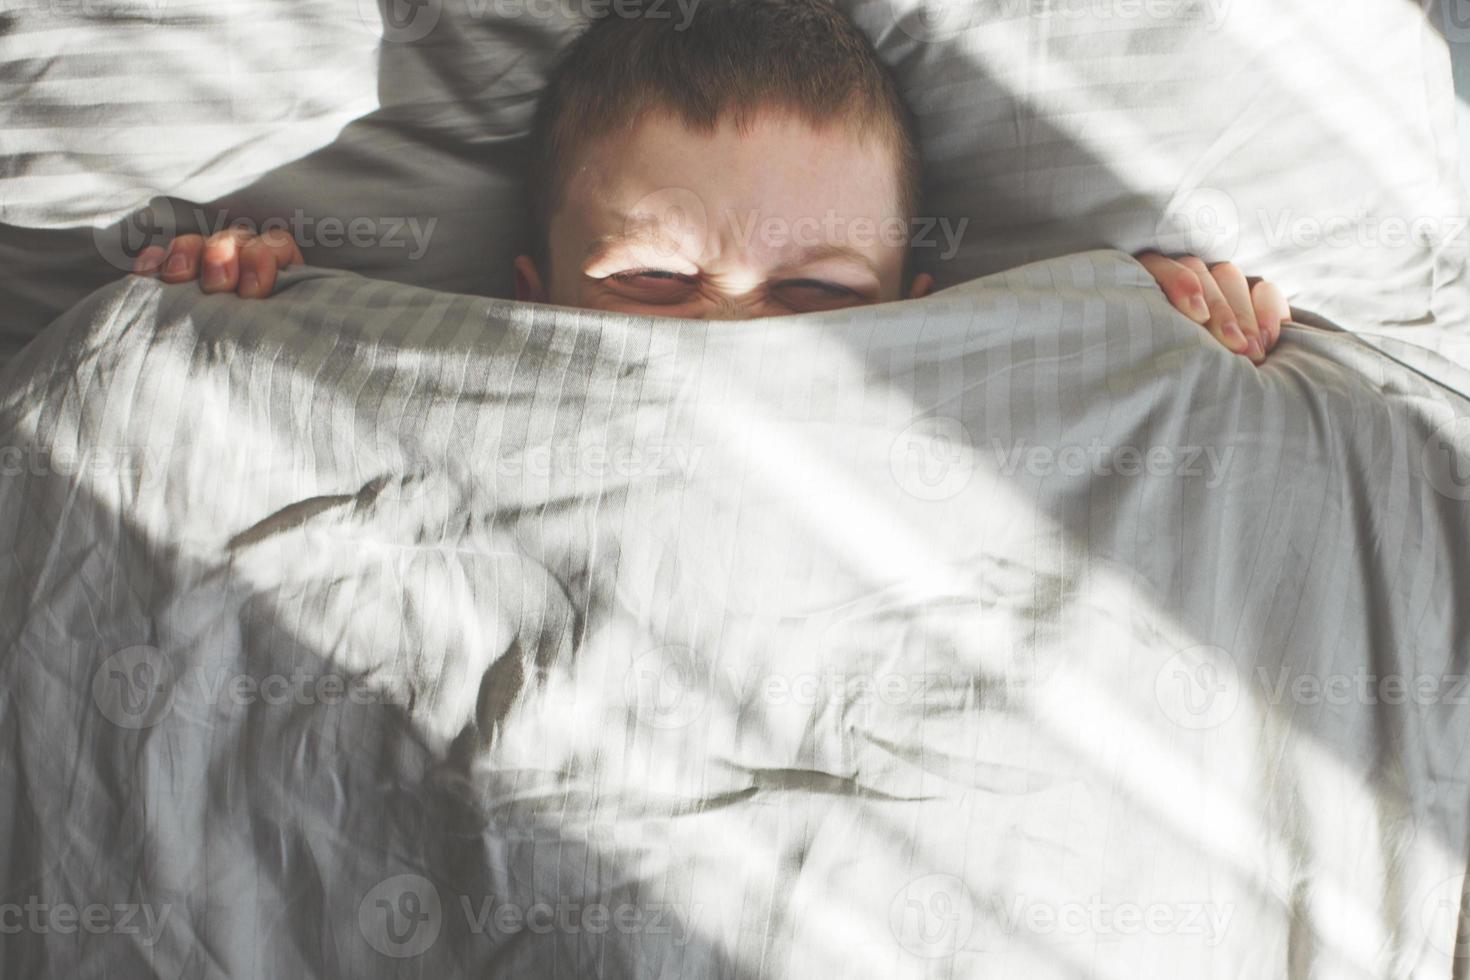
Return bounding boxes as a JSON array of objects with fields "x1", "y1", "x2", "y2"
[
  {"x1": 583, "y1": 205, "x2": 695, "y2": 263},
  {"x1": 774, "y1": 243, "x2": 881, "y2": 280},
  {"x1": 583, "y1": 231, "x2": 643, "y2": 266}
]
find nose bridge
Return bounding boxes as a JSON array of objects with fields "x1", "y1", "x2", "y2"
[
  {"x1": 701, "y1": 263, "x2": 765, "y2": 322},
  {"x1": 704, "y1": 296, "x2": 756, "y2": 321},
  {"x1": 699, "y1": 214, "x2": 770, "y2": 320}
]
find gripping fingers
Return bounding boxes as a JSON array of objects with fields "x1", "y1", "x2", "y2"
[
  {"x1": 199, "y1": 227, "x2": 258, "y2": 294},
  {"x1": 238, "y1": 240, "x2": 274, "y2": 299},
  {"x1": 137, "y1": 226, "x2": 302, "y2": 298},
  {"x1": 1177, "y1": 256, "x2": 1249, "y2": 357},
  {"x1": 132, "y1": 245, "x2": 168, "y2": 276},
  {"x1": 158, "y1": 235, "x2": 205, "y2": 283},
  {"x1": 1208, "y1": 262, "x2": 1266, "y2": 364},
  {"x1": 1136, "y1": 252, "x2": 1210, "y2": 324},
  {"x1": 1250, "y1": 279, "x2": 1291, "y2": 352},
  {"x1": 237, "y1": 229, "x2": 303, "y2": 298}
]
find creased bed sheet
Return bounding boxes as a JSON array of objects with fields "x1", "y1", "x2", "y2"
[{"x1": 2, "y1": 250, "x2": 1469, "y2": 979}]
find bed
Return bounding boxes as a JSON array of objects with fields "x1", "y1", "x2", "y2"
[{"x1": 2, "y1": 1, "x2": 1470, "y2": 978}]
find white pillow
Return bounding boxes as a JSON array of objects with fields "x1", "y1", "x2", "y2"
[
  {"x1": 0, "y1": 0, "x2": 576, "y2": 361},
  {"x1": 843, "y1": 0, "x2": 1470, "y2": 333}
]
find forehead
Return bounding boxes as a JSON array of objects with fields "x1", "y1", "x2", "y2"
[{"x1": 559, "y1": 109, "x2": 905, "y2": 257}]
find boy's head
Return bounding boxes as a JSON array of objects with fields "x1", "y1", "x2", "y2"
[{"x1": 514, "y1": 0, "x2": 933, "y2": 318}]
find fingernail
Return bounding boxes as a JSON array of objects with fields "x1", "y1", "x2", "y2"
[
  {"x1": 133, "y1": 246, "x2": 166, "y2": 275},
  {"x1": 202, "y1": 262, "x2": 227, "y2": 288},
  {"x1": 165, "y1": 252, "x2": 189, "y2": 276},
  {"x1": 1188, "y1": 295, "x2": 1209, "y2": 323},
  {"x1": 240, "y1": 269, "x2": 259, "y2": 296},
  {"x1": 1247, "y1": 337, "x2": 1263, "y2": 361},
  {"x1": 1222, "y1": 321, "x2": 1249, "y2": 353}
]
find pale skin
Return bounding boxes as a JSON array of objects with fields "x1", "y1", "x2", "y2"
[{"x1": 132, "y1": 108, "x2": 1291, "y2": 363}]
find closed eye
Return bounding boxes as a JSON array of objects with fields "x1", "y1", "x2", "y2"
[
  {"x1": 772, "y1": 279, "x2": 873, "y2": 311},
  {"x1": 610, "y1": 270, "x2": 694, "y2": 283},
  {"x1": 775, "y1": 279, "x2": 860, "y2": 298},
  {"x1": 601, "y1": 271, "x2": 872, "y2": 313},
  {"x1": 600, "y1": 269, "x2": 700, "y2": 308}
]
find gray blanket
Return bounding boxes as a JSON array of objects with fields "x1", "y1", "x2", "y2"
[{"x1": 2, "y1": 250, "x2": 1469, "y2": 979}]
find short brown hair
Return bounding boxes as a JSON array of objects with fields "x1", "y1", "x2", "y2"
[{"x1": 524, "y1": 0, "x2": 922, "y2": 273}]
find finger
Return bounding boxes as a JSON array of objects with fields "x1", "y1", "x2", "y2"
[
  {"x1": 260, "y1": 226, "x2": 305, "y2": 269},
  {"x1": 159, "y1": 235, "x2": 205, "y2": 283},
  {"x1": 1136, "y1": 252, "x2": 1210, "y2": 324},
  {"x1": 199, "y1": 227, "x2": 256, "y2": 294},
  {"x1": 1250, "y1": 279, "x2": 1291, "y2": 352},
  {"x1": 1177, "y1": 256, "x2": 1249, "y2": 356},
  {"x1": 237, "y1": 229, "x2": 303, "y2": 298},
  {"x1": 1209, "y1": 262, "x2": 1264, "y2": 363},
  {"x1": 132, "y1": 245, "x2": 167, "y2": 277},
  {"x1": 237, "y1": 240, "x2": 274, "y2": 299}
]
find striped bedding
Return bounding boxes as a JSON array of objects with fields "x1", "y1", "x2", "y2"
[{"x1": 2, "y1": 251, "x2": 1469, "y2": 978}]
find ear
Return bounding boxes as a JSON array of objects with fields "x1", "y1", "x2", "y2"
[
  {"x1": 513, "y1": 255, "x2": 549, "y2": 303},
  {"x1": 908, "y1": 272, "x2": 935, "y2": 300}
]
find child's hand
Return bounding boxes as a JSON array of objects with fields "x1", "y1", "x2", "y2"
[
  {"x1": 1135, "y1": 252, "x2": 1290, "y2": 365},
  {"x1": 131, "y1": 227, "x2": 305, "y2": 299}
]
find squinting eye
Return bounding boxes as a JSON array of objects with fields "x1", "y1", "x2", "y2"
[
  {"x1": 603, "y1": 269, "x2": 699, "y2": 307},
  {"x1": 776, "y1": 279, "x2": 860, "y2": 298},
  {"x1": 610, "y1": 270, "x2": 693, "y2": 284}
]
